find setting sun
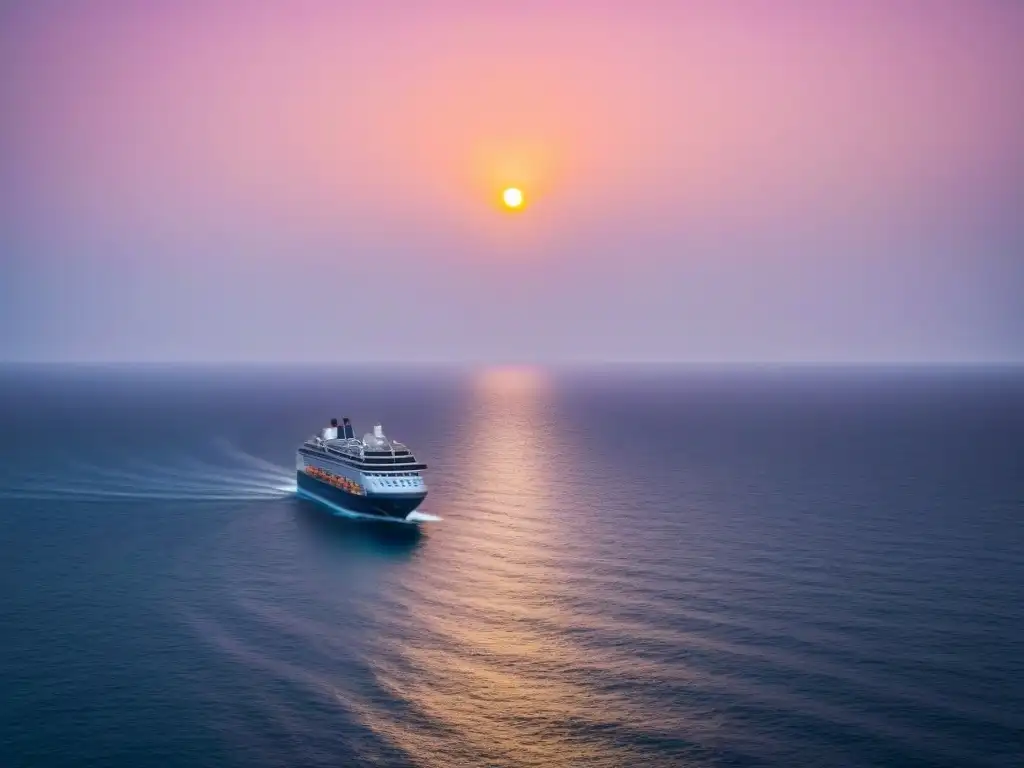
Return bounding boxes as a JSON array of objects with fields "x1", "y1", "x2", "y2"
[{"x1": 502, "y1": 187, "x2": 524, "y2": 209}]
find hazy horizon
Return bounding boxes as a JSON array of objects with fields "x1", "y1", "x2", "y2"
[
  {"x1": 3, "y1": 359, "x2": 1022, "y2": 371},
  {"x1": 2, "y1": 1, "x2": 1021, "y2": 365}
]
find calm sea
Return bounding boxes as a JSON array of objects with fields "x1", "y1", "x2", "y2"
[{"x1": 0, "y1": 365, "x2": 1021, "y2": 768}]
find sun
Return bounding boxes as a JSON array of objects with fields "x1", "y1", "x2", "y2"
[{"x1": 502, "y1": 187, "x2": 524, "y2": 209}]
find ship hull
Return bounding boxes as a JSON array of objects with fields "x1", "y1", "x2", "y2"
[{"x1": 296, "y1": 471, "x2": 427, "y2": 521}]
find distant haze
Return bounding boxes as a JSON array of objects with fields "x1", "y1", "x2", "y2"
[{"x1": 1, "y1": 1, "x2": 1021, "y2": 364}]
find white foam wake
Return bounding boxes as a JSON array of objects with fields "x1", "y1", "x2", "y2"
[
  {"x1": 0, "y1": 440, "x2": 297, "y2": 503},
  {"x1": 405, "y1": 511, "x2": 443, "y2": 523},
  {"x1": 295, "y1": 488, "x2": 440, "y2": 525}
]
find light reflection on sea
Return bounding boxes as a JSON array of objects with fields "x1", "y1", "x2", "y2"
[{"x1": 0, "y1": 365, "x2": 1021, "y2": 767}]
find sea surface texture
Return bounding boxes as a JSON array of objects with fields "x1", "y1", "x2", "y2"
[{"x1": 0, "y1": 365, "x2": 1021, "y2": 768}]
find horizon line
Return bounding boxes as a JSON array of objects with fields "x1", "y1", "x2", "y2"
[{"x1": 2, "y1": 359, "x2": 1022, "y2": 368}]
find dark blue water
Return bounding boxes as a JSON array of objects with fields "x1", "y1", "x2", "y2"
[{"x1": 1, "y1": 365, "x2": 1022, "y2": 768}]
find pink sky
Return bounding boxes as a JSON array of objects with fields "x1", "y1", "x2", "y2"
[{"x1": 1, "y1": 1, "x2": 1022, "y2": 362}]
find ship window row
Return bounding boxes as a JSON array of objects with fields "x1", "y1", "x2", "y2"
[
  {"x1": 307, "y1": 460, "x2": 417, "y2": 479},
  {"x1": 378, "y1": 478, "x2": 420, "y2": 488},
  {"x1": 338, "y1": 458, "x2": 427, "y2": 472},
  {"x1": 325, "y1": 451, "x2": 419, "y2": 466},
  {"x1": 302, "y1": 451, "x2": 423, "y2": 474}
]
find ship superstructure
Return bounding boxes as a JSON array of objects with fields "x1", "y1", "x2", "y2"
[{"x1": 295, "y1": 417, "x2": 428, "y2": 521}]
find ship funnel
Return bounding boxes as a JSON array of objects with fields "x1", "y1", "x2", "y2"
[
  {"x1": 342, "y1": 417, "x2": 355, "y2": 439},
  {"x1": 373, "y1": 424, "x2": 385, "y2": 439},
  {"x1": 323, "y1": 417, "x2": 339, "y2": 440}
]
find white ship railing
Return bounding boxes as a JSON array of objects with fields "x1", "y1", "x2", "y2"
[{"x1": 305, "y1": 433, "x2": 414, "y2": 459}]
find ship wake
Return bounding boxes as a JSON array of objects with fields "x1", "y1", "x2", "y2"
[
  {"x1": 296, "y1": 488, "x2": 442, "y2": 525},
  {"x1": 405, "y1": 511, "x2": 443, "y2": 523},
  {"x1": 0, "y1": 441, "x2": 297, "y2": 503}
]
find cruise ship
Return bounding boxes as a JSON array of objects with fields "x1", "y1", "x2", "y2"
[{"x1": 296, "y1": 417, "x2": 428, "y2": 522}]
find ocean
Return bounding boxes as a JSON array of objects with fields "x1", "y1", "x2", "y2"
[{"x1": 0, "y1": 364, "x2": 1021, "y2": 768}]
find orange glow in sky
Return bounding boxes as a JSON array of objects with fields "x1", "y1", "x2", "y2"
[{"x1": 3, "y1": 2, "x2": 1022, "y2": 363}]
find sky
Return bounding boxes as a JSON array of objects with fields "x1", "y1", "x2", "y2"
[{"x1": 1, "y1": 0, "x2": 1021, "y2": 364}]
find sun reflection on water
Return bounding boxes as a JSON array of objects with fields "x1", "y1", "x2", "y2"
[
  {"x1": 473, "y1": 364, "x2": 551, "y2": 395},
  {"x1": 345, "y1": 367, "x2": 670, "y2": 766}
]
